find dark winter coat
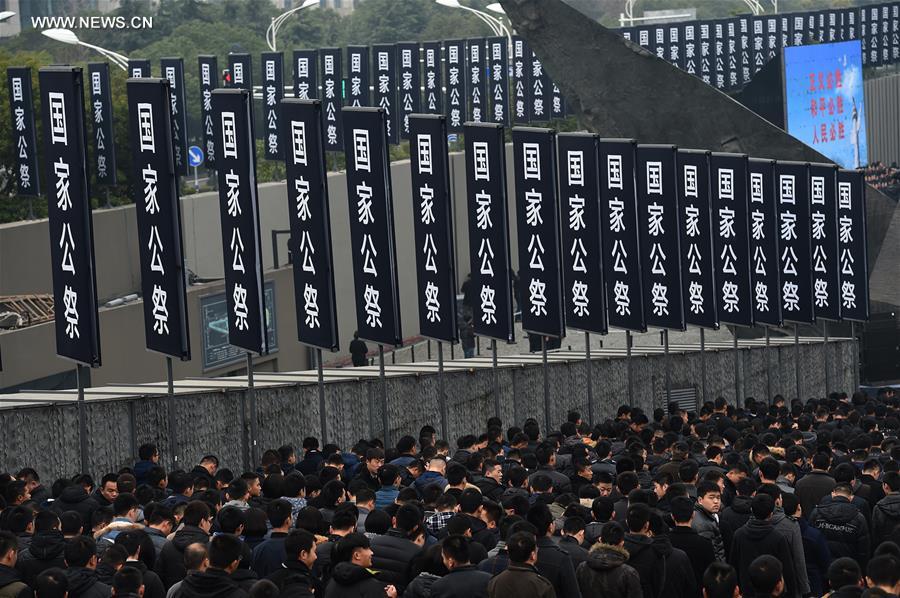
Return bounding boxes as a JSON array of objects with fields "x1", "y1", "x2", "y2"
[
  {"x1": 795, "y1": 470, "x2": 836, "y2": 516},
  {"x1": 486, "y1": 564, "x2": 556, "y2": 598},
  {"x1": 250, "y1": 532, "x2": 288, "y2": 578},
  {"x1": 799, "y1": 516, "x2": 832, "y2": 597},
  {"x1": 574, "y1": 544, "x2": 641, "y2": 598},
  {"x1": 65, "y1": 567, "x2": 111, "y2": 598},
  {"x1": 0, "y1": 564, "x2": 29, "y2": 598},
  {"x1": 265, "y1": 561, "x2": 316, "y2": 598},
  {"x1": 15, "y1": 530, "x2": 66, "y2": 585},
  {"x1": 49, "y1": 486, "x2": 99, "y2": 528},
  {"x1": 770, "y1": 509, "x2": 810, "y2": 595},
  {"x1": 668, "y1": 526, "x2": 716, "y2": 589},
  {"x1": 178, "y1": 568, "x2": 247, "y2": 598},
  {"x1": 809, "y1": 496, "x2": 870, "y2": 568},
  {"x1": 124, "y1": 560, "x2": 165, "y2": 598},
  {"x1": 474, "y1": 477, "x2": 505, "y2": 502},
  {"x1": 477, "y1": 549, "x2": 509, "y2": 576},
  {"x1": 558, "y1": 536, "x2": 590, "y2": 570},
  {"x1": 369, "y1": 529, "x2": 422, "y2": 591},
  {"x1": 535, "y1": 536, "x2": 581, "y2": 598},
  {"x1": 719, "y1": 495, "x2": 753, "y2": 560},
  {"x1": 429, "y1": 565, "x2": 491, "y2": 598},
  {"x1": 622, "y1": 533, "x2": 669, "y2": 598},
  {"x1": 730, "y1": 518, "x2": 797, "y2": 598},
  {"x1": 402, "y1": 573, "x2": 439, "y2": 598},
  {"x1": 691, "y1": 505, "x2": 725, "y2": 562},
  {"x1": 228, "y1": 569, "x2": 257, "y2": 593},
  {"x1": 156, "y1": 525, "x2": 210, "y2": 589},
  {"x1": 872, "y1": 493, "x2": 900, "y2": 548},
  {"x1": 658, "y1": 539, "x2": 696, "y2": 598},
  {"x1": 322, "y1": 562, "x2": 389, "y2": 598}
]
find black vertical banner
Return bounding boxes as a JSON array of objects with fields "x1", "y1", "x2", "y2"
[
  {"x1": 892, "y1": 4, "x2": 899, "y2": 62},
  {"x1": 767, "y1": 16, "x2": 782, "y2": 61},
  {"x1": 464, "y1": 123, "x2": 515, "y2": 342},
  {"x1": 868, "y1": 6, "x2": 881, "y2": 66},
  {"x1": 713, "y1": 20, "x2": 726, "y2": 90},
  {"x1": 790, "y1": 13, "x2": 806, "y2": 46},
  {"x1": 653, "y1": 25, "x2": 667, "y2": 61},
  {"x1": 726, "y1": 18, "x2": 739, "y2": 90},
  {"x1": 843, "y1": 8, "x2": 859, "y2": 41},
  {"x1": 160, "y1": 58, "x2": 188, "y2": 175},
  {"x1": 699, "y1": 21, "x2": 713, "y2": 86},
  {"x1": 747, "y1": 158, "x2": 782, "y2": 326},
  {"x1": 262, "y1": 52, "x2": 284, "y2": 161},
  {"x1": 293, "y1": 49, "x2": 318, "y2": 99},
  {"x1": 212, "y1": 89, "x2": 268, "y2": 354},
  {"x1": 319, "y1": 48, "x2": 343, "y2": 151},
  {"x1": 710, "y1": 153, "x2": 753, "y2": 326},
  {"x1": 827, "y1": 10, "x2": 840, "y2": 43},
  {"x1": 684, "y1": 22, "x2": 698, "y2": 76},
  {"x1": 467, "y1": 38, "x2": 486, "y2": 123},
  {"x1": 409, "y1": 115, "x2": 458, "y2": 342},
  {"x1": 512, "y1": 128, "x2": 564, "y2": 338},
  {"x1": 809, "y1": 163, "x2": 841, "y2": 321},
  {"x1": 87, "y1": 63, "x2": 116, "y2": 186},
  {"x1": 397, "y1": 42, "x2": 420, "y2": 139},
  {"x1": 861, "y1": 7, "x2": 870, "y2": 65},
  {"x1": 280, "y1": 99, "x2": 339, "y2": 351},
  {"x1": 423, "y1": 42, "x2": 442, "y2": 115},
  {"x1": 751, "y1": 17, "x2": 766, "y2": 75},
  {"x1": 775, "y1": 161, "x2": 814, "y2": 323},
  {"x1": 198, "y1": 56, "x2": 218, "y2": 170},
  {"x1": 677, "y1": 149, "x2": 718, "y2": 329},
  {"x1": 488, "y1": 37, "x2": 508, "y2": 127},
  {"x1": 550, "y1": 82, "x2": 565, "y2": 120},
  {"x1": 372, "y1": 44, "x2": 399, "y2": 145},
  {"x1": 806, "y1": 11, "x2": 818, "y2": 45},
  {"x1": 636, "y1": 26, "x2": 652, "y2": 51},
  {"x1": 636, "y1": 145, "x2": 684, "y2": 331},
  {"x1": 816, "y1": 11, "x2": 827, "y2": 43},
  {"x1": 8, "y1": 67, "x2": 40, "y2": 196},
  {"x1": 342, "y1": 108, "x2": 403, "y2": 347},
  {"x1": 780, "y1": 15, "x2": 791, "y2": 49},
  {"x1": 528, "y1": 48, "x2": 549, "y2": 123},
  {"x1": 882, "y1": 4, "x2": 891, "y2": 65},
  {"x1": 837, "y1": 169, "x2": 869, "y2": 321},
  {"x1": 558, "y1": 133, "x2": 606, "y2": 334},
  {"x1": 512, "y1": 36, "x2": 530, "y2": 124},
  {"x1": 228, "y1": 53, "x2": 253, "y2": 91},
  {"x1": 346, "y1": 45, "x2": 370, "y2": 107},
  {"x1": 667, "y1": 23, "x2": 683, "y2": 70},
  {"x1": 126, "y1": 79, "x2": 191, "y2": 359},
  {"x1": 599, "y1": 139, "x2": 645, "y2": 332},
  {"x1": 738, "y1": 16, "x2": 751, "y2": 86},
  {"x1": 444, "y1": 39, "x2": 465, "y2": 132},
  {"x1": 128, "y1": 59, "x2": 150, "y2": 78},
  {"x1": 39, "y1": 67, "x2": 101, "y2": 366}
]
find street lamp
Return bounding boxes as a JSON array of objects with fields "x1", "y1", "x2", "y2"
[
  {"x1": 435, "y1": 0, "x2": 506, "y2": 37},
  {"x1": 266, "y1": 0, "x2": 318, "y2": 52},
  {"x1": 41, "y1": 28, "x2": 129, "y2": 71},
  {"x1": 0, "y1": 11, "x2": 16, "y2": 23}
]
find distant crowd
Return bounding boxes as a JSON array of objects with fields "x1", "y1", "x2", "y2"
[
  {"x1": 0, "y1": 389, "x2": 899, "y2": 598},
  {"x1": 864, "y1": 161, "x2": 900, "y2": 197}
]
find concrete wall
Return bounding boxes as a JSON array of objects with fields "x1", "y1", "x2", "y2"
[{"x1": 0, "y1": 339, "x2": 855, "y2": 480}]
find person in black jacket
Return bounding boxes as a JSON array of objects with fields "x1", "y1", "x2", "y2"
[
  {"x1": 730, "y1": 494, "x2": 797, "y2": 598},
  {"x1": 63, "y1": 536, "x2": 110, "y2": 598},
  {"x1": 177, "y1": 535, "x2": 247, "y2": 598},
  {"x1": 156, "y1": 502, "x2": 212, "y2": 589},
  {"x1": 430, "y1": 535, "x2": 490, "y2": 598},
  {"x1": 872, "y1": 471, "x2": 900, "y2": 549},
  {"x1": 459, "y1": 490, "x2": 498, "y2": 552},
  {"x1": 809, "y1": 483, "x2": 870, "y2": 569},
  {"x1": 719, "y1": 477, "x2": 756, "y2": 561},
  {"x1": 0, "y1": 531, "x2": 30, "y2": 598},
  {"x1": 323, "y1": 534, "x2": 397, "y2": 598},
  {"x1": 668, "y1": 496, "x2": 715, "y2": 590},
  {"x1": 623, "y1": 503, "x2": 668, "y2": 598},
  {"x1": 16, "y1": 512, "x2": 65, "y2": 586},
  {"x1": 558, "y1": 518, "x2": 590, "y2": 570},
  {"x1": 475, "y1": 461, "x2": 505, "y2": 503},
  {"x1": 527, "y1": 504, "x2": 581, "y2": 598},
  {"x1": 575, "y1": 521, "x2": 641, "y2": 598},
  {"x1": 250, "y1": 500, "x2": 291, "y2": 578},
  {"x1": 369, "y1": 504, "x2": 423, "y2": 591},
  {"x1": 49, "y1": 482, "x2": 98, "y2": 532},
  {"x1": 265, "y1": 530, "x2": 318, "y2": 598},
  {"x1": 115, "y1": 532, "x2": 164, "y2": 598}
]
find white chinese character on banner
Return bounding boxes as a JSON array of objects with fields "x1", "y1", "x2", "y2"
[
  {"x1": 49, "y1": 92, "x2": 68, "y2": 145},
  {"x1": 357, "y1": 183, "x2": 374, "y2": 224},
  {"x1": 417, "y1": 135, "x2": 433, "y2": 174},
  {"x1": 812, "y1": 211, "x2": 825, "y2": 240},
  {"x1": 529, "y1": 278, "x2": 547, "y2": 316},
  {"x1": 528, "y1": 234, "x2": 545, "y2": 270},
  {"x1": 291, "y1": 121, "x2": 307, "y2": 165},
  {"x1": 688, "y1": 243, "x2": 702, "y2": 274},
  {"x1": 648, "y1": 203, "x2": 664, "y2": 236},
  {"x1": 750, "y1": 172, "x2": 763, "y2": 203},
  {"x1": 839, "y1": 215, "x2": 853, "y2": 244},
  {"x1": 221, "y1": 111, "x2": 237, "y2": 158},
  {"x1": 841, "y1": 280, "x2": 856, "y2": 309},
  {"x1": 476, "y1": 192, "x2": 492, "y2": 230},
  {"x1": 423, "y1": 233, "x2": 438, "y2": 273},
  {"x1": 780, "y1": 211, "x2": 796, "y2": 240},
  {"x1": 419, "y1": 184, "x2": 435, "y2": 224},
  {"x1": 651, "y1": 282, "x2": 669, "y2": 316},
  {"x1": 149, "y1": 225, "x2": 166, "y2": 274},
  {"x1": 299, "y1": 230, "x2": 315, "y2": 274},
  {"x1": 783, "y1": 281, "x2": 799, "y2": 311},
  {"x1": 646, "y1": 162, "x2": 663, "y2": 195},
  {"x1": 63, "y1": 285, "x2": 79, "y2": 338},
  {"x1": 303, "y1": 283, "x2": 320, "y2": 328},
  {"x1": 151, "y1": 285, "x2": 169, "y2": 334},
  {"x1": 54, "y1": 158, "x2": 71, "y2": 211},
  {"x1": 782, "y1": 246, "x2": 798, "y2": 275},
  {"x1": 364, "y1": 284, "x2": 383, "y2": 328},
  {"x1": 813, "y1": 244, "x2": 827, "y2": 272},
  {"x1": 754, "y1": 245, "x2": 767, "y2": 275},
  {"x1": 650, "y1": 243, "x2": 667, "y2": 275},
  {"x1": 814, "y1": 279, "x2": 829, "y2": 308},
  {"x1": 811, "y1": 176, "x2": 825, "y2": 204},
  {"x1": 751, "y1": 210, "x2": 764, "y2": 240},
  {"x1": 59, "y1": 222, "x2": 75, "y2": 274},
  {"x1": 571, "y1": 238, "x2": 587, "y2": 273},
  {"x1": 295, "y1": 177, "x2": 311, "y2": 221},
  {"x1": 839, "y1": 182, "x2": 852, "y2": 209},
  {"x1": 479, "y1": 238, "x2": 495, "y2": 276},
  {"x1": 480, "y1": 285, "x2": 497, "y2": 324},
  {"x1": 361, "y1": 233, "x2": 378, "y2": 275},
  {"x1": 572, "y1": 280, "x2": 589, "y2": 316},
  {"x1": 525, "y1": 190, "x2": 543, "y2": 226},
  {"x1": 719, "y1": 207, "x2": 735, "y2": 238},
  {"x1": 424, "y1": 281, "x2": 441, "y2": 323},
  {"x1": 568, "y1": 151, "x2": 584, "y2": 186},
  {"x1": 474, "y1": 142, "x2": 490, "y2": 180},
  {"x1": 568, "y1": 195, "x2": 585, "y2": 231},
  {"x1": 143, "y1": 166, "x2": 159, "y2": 214},
  {"x1": 11, "y1": 77, "x2": 22, "y2": 102},
  {"x1": 755, "y1": 281, "x2": 769, "y2": 312},
  {"x1": 722, "y1": 281, "x2": 739, "y2": 312},
  {"x1": 721, "y1": 244, "x2": 737, "y2": 274},
  {"x1": 685, "y1": 205, "x2": 700, "y2": 237},
  {"x1": 612, "y1": 239, "x2": 628, "y2": 273},
  {"x1": 684, "y1": 165, "x2": 698, "y2": 198},
  {"x1": 226, "y1": 170, "x2": 241, "y2": 216},
  {"x1": 689, "y1": 281, "x2": 704, "y2": 314},
  {"x1": 609, "y1": 199, "x2": 625, "y2": 233},
  {"x1": 779, "y1": 175, "x2": 795, "y2": 203},
  {"x1": 523, "y1": 143, "x2": 541, "y2": 179},
  {"x1": 232, "y1": 283, "x2": 249, "y2": 330},
  {"x1": 614, "y1": 280, "x2": 630, "y2": 315},
  {"x1": 353, "y1": 129, "x2": 370, "y2": 171},
  {"x1": 607, "y1": 155, "x2": 623, "y2": 189},
  {"x1": 841, "y1": 247, "x2": 855, "y2": 276},
  {"x1": 718, "y1": 169, "x2": 734, "y2": 200}
]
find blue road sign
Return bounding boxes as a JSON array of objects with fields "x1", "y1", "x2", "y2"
[{"x1": 188, "y1": 145, "x2": 204, "y2": 167}]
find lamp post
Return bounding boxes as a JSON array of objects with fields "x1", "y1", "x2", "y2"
[
  {"x1": 41, "y1": 28, "x2": 129, "y2": 71},
  {"x1": 266, "y1": 0, "x2": 318, "y2": 52},
  {"x1": 436, "y1": 0, "x2": 507, "y2": 37}
]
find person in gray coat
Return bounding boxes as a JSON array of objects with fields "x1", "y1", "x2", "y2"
[
  {"x1": 757, "y1": 483, "x2": 810, "y2": 597},
  {"x1": 692, "y1": 481, "x2": 726, "y2": 562}
]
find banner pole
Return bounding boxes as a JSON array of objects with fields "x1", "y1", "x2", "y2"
[
  {"x1": 626, "y1": 330, "x2": 634, "y2": 402},
  {"x1": 438, "y1": 341, "x2": 448, "y2": 442},
  {"x1": 700, "y1": 328, "x2": 707, "y2": 406},
  {"x1": 166, "y1": 356, "x2": 178, "y2": 471},
  {"x1": 246, "y1": 352, "x2": 258, "y2": 468},
  {"x1": 765, "y1": 326, "x2": 772, "y2": 401},
  {"x1": 733, "y1": 330, "x2": 740, "y2": 407},
  {"x1": 317, "y1": 348, "x2": 327, "y2": 445},
  {"x1": 664, "y1": 329, "x2": 671, "y2": 410},
  {"x1": 823, "y1": 321, "x2": 830, "y2": 395},
  {"x1": 379, "y1": 344, "x2": 389, "y2": 445},
  {"x1": 542, "y1": 336, "x2": 550, "y2": 433},
  {"x1": 794, "y1": 323, "x2": 801, "y2": 402},
  {"x1": 76, "y1": 364, "x2": 88, "y2": 474},
  {"x1": 585, "y1": 331, "x2": 594, "y2": 425},
  {"x1": 492, "y1": 339, "x2": 499, "y2": 418},
  {"x1": 852, "y1": 321, "x2": 860, "y2": 389}
]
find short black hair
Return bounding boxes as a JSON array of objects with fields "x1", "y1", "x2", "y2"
[
  {"x1": 748, "y1": 555, "x2": 783, "y2": 595},
  {"x1": 333, "y1": 533, "x2": 370, "y2": 564},
  {"x1": 750, "y1": 493, "x2": 775, "y2": 519},
  {"x1": 0, "y1": 532, "x2": 17, "y2": 557},
  {"x1": 625, "y1": 503, "x2": 651, "y2": 533},
  {"x1": 113, "y1": 493, "x2": 139, "y2": 517},
  {"x1": 208, "y1": 534, "x2": 243, "y2": 569},
  {"x1": 182, "y1": 501, "x2": 211, "y2": 527},
  {"x1": 506, "y1": 531, "x2": 536, "y2": 564},
  {"x1": 703, "y1": 562, "x2": 739, "y2": 598},
  {"x1": 867, "y1": 554, "x2": 900, "y2": 587},
  {"x1": 441, "y1": 534, "x2": 471, "y2": 564},
  {"x1": 64, "y1": 535, "x2": 97, "y2": 567},
  {"x1": 828, "y1": 557, "x2": 861, "y2": 591},
  {"x1": 34, "y1": 567, "x2": 68, "y2": 598},
  {"x1": 670, "y1": 496, "x2": 694, "y2": 524},
  {"x1": 285, "y1": 529, "x2": 316, "y2": 560},
  {"x1": 113, "y1": 566, "x2": 143, "y2": 595},
  {"x1": 266, "y1": 499, "x2": 292, "y2": 529},
  {"x1": 138, "y1": 444, "x2": 158, "y2": 461}
]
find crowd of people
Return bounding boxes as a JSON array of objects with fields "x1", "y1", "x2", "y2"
[
  {"x1": 864, "y1": 161, "x2": 900, "y2": 197},
  {"x1": 0, "y1": 389, "x2": 899, "y2": 598}
]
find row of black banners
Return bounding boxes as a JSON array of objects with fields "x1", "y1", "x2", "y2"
[{"x1": 34, "y1": 64, "x2": 869, "y2": 367}]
